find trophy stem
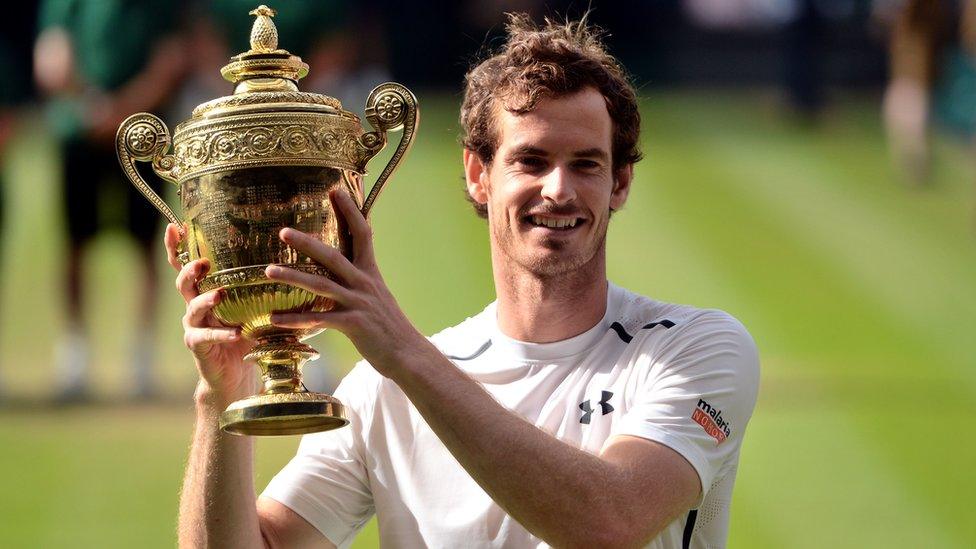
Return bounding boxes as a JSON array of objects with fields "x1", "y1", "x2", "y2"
[
  {"x1": 218, "y1": 334, "x2": 348, "y2": 436},
  {"x1": 247, "y1": 335, "x2": 318, "y2": 394}
]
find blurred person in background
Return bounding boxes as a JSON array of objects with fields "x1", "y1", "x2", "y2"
[
  {"x1": 937, "y1": 0, "x2": 976, "y2": 225},
  {"x1": 172, "y1": 13, "x2": 759, "y2": 548},
  {"x1": 933, "y1": 0, "x2": 976, "y2": 139},
  {"x1": 0, "y1": 3, "x2": 40, "y2": 398},
  {"x1": 33, "y1": 0, "x2": 189, "y2": 400},
  {"x1": 878, "y1": 0, "x2": 953, "y2": 185},
  {"x1": 964, "y1": 0, "x2": 976, "y2": 54},
  {"x1": 783, "y1": 0, "x2": 827, "y2": 123}
]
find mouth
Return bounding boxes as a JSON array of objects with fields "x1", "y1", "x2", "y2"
[{"x1": 522, "y1": 214, "x2": 586, "y2": 232}]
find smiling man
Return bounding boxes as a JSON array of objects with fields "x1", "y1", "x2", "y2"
[{"x1": 173, "y1": 14, "x2": 759, "y2": 549}]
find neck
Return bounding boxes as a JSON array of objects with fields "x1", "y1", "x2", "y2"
[{"x1": 491, "y1": 250, "x2": 609, "y2": 344}]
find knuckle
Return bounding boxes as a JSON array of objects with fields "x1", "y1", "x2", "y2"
[
  {"x1": 349, "y1": 293, "x2": 367, "y2": 309},
  {"x1": 361, "y1": 278, "x2": 378, "y2": 294},
  {"x1": 324, "y1": 246, "x2": 340, "y2": 262},
  {"x1": 346, "y1": 313, "x2": 362, "y2": 330},
  {"x1": 316, "y1": 277, "x2": 336, "y2": 294}
]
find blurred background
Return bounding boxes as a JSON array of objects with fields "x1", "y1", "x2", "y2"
[{"x1": 1, "y1": 0, "x2": 974, "y2": 547}]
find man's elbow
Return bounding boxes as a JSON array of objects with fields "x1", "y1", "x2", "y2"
[
  {"x1": 544, "y1": 518, "x2": 643, "y2": 549},
  {"x1": 590, "y1": 525, "x2": 648, "y2": 549},
  {"x1": 580, "y1": 511, "x2": 672, "y2": 549}
]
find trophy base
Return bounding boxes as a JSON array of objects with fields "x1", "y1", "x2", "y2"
[{"x1": 219, "y1": 391, "x2": 348, "y2": 436}]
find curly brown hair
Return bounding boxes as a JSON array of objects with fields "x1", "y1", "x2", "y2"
[{"x1": 460, "y1": 13, "x2": 642, "y2": 217}]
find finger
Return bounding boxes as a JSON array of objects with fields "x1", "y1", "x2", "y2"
[
  {"x1": 331, "y1": 190, "x2": 375, "y2": 267},
  {"x1": 184, "y1": 326, "x2": 241, "y2": 350},
  {"x1": 164, "y1": 223, "x2": 183, "y2": 272},
  {"x1": 265, "y1": 265, "x2": 354, "y2": 304},
  {"x1": 278, "y1": 228, "x2": 362, "y2": 285},
  {"x1": 184, "y1": 289, "x2": 224, "y2": 328},
  {"x1": 175, "y1": 258, "x2": 210, "y2": 303},
  {"x1": 270, "y1": 311, "x2": 347, "y2": 331}
]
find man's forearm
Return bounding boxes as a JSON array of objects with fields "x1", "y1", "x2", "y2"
[
  {"x1": 390, "y1": 344, "x2": 654, "y2": 547},
  {"x1": 178, "y1": 385, "x2": 266, "y2": 549}
]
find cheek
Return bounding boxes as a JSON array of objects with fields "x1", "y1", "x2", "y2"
[
  {"x1": 492, "y1": 186, "x2": 530, "y2": 216},
  {"x1": 581, "y1": 184, "x2": 613, "y2": 212}
]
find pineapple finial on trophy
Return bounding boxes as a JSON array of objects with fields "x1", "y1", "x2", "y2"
[
  {"x1": 220, "y1": 4, "x2": 307, "y2": 92},
  {"x1": 248, "y1": 5, "x2": 278, "y2": 53}
]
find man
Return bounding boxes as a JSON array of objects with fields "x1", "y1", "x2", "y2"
[
  {"x1": 172, "y1": 14, "x2": 759, "y2": 548},
  {"x1": 34, "y1": 0, "x2": 187, "y2": 399}
]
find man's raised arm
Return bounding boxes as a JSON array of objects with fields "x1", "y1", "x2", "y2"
[{"x1": 165, "y1": 224, "x2": 332, "y2": 549}]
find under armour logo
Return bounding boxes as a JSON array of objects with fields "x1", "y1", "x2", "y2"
[{"x1": 579, "y1": 391, "x2": 615, "y2": 424}]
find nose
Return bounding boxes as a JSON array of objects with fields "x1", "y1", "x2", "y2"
[{"x1": 540, "y1": 167, "x2": 577, "y2": 205}]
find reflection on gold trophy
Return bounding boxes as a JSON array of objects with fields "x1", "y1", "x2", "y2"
[{"x1": 116, "y1": 5, "x2": 418, "y2": 436}]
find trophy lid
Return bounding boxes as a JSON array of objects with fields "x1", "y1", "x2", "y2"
[{"x1": 188, "y1": 5, "x2": 346, "y2": 120}]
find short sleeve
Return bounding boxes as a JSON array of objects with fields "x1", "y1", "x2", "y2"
[
  {"x1": 612, "y1": 311, "x2": 759, "y2": 505},
  {"x1": 261, "y1": 363, "x2": 377, "y2": 548}
]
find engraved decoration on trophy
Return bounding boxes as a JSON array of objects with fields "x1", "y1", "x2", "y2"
[{"x1": 116, "y1": 5, "x2": 418, "y2": 436}]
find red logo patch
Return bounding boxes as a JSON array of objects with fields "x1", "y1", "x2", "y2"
[{"x1": 693, "y1": 399, "x2": 731, "y2": 444}]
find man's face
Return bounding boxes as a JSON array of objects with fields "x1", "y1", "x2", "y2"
[{"x1": 465, "y1": 87, "x2": 632, "y2": 278}]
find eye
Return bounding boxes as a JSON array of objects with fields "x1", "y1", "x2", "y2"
[
  {"x1": 573, "y1": 159, "x2": 602, "y2": 172},
  {"x1": 516, "y1": 156, "x2": 546, "y2": 171}
]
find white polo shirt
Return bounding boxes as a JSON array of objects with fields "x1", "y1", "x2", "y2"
[{"x1": 263, "y1": 283, "x2": 760, "y2": 548}]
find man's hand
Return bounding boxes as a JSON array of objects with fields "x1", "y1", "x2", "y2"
[
  {"x1": 164, "y1": 224, "x2": 255, "y2": 407},
  {"x1": 265, "y1": 190, "x2": 431, "y2": 377}
]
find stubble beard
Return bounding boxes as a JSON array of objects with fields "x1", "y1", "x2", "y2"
[{"x1": 492, "y1": 214, "x2": 609, "y2": 282}]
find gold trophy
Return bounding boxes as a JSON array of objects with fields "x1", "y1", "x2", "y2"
[{"x1": 116, "y1": 5, "x2": 417, "y2": 436}]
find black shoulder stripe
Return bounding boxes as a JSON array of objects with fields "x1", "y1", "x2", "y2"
[
  {"x1": 610, "y1": 319, "x2": 675, "y2": 343},
  {"x1": 642, "y1": 319, "x2": 675, "y2": 330},
  {"x1": 609, "y1": 322, "x2": 633, "y2": 343},
  {"x1": 446, "y1": 340, "x2": 492, "y2": 361},
  {"x1": 682, "y1": 509, "x2": 698, "y2": 549}
]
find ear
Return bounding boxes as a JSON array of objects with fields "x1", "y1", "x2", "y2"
[
  {"x1": 463, "y1": 149, "x2": 490, "y2": 206},
  {"x1": 609, "y1": 164, "x2": 633, "y2": 211}
]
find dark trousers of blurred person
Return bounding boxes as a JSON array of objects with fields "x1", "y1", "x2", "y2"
[{"x1": 56, "y1": 137, "x2": 163, "y2": 399}]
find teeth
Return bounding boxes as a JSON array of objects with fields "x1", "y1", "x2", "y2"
[{"x1": 531, "y1": 216, "x2": 578, "y2": 229}]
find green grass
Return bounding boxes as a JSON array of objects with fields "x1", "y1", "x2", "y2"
[{"x1": 0, "y1": 91, "x2": 973, "y2": 547}]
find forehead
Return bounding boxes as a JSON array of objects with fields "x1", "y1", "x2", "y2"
[{"x1": 495, "y1": 88, "x2": 612, "y2": 154}]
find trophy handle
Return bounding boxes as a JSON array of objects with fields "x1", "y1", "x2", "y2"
[
  {"x1": 360, "y1": 82, "x2": 419, "y2": 219},
  {"x1": 116, "y1": 113, "x2": 188, "y2": 264}
]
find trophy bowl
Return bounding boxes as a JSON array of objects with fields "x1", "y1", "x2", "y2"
[{"x1": 115, "y1": 5, "x2": 418, "y2": 436}]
